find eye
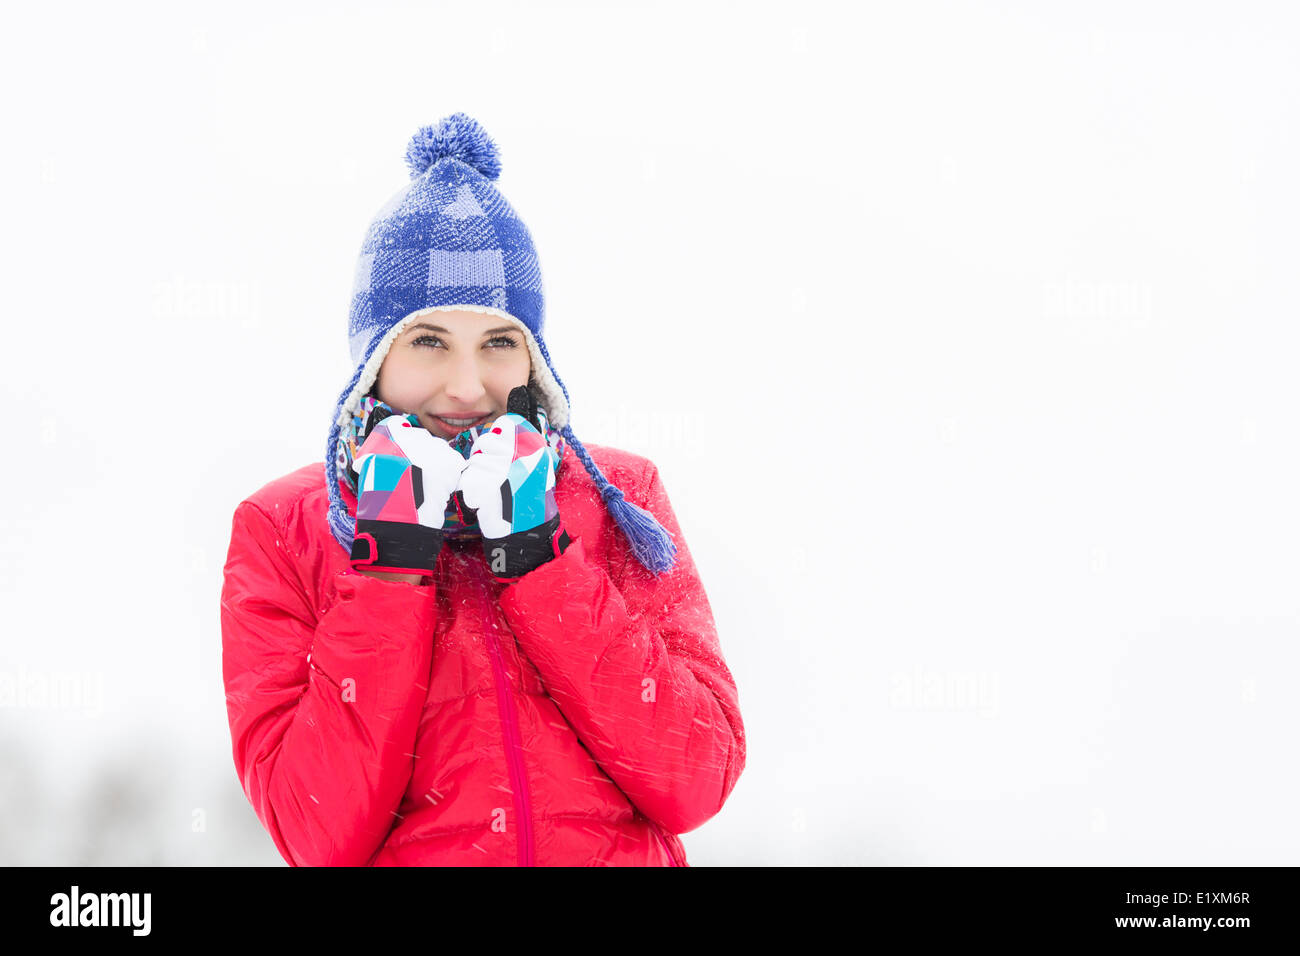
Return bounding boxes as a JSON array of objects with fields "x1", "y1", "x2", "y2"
[{"x1": 412, "y1": 335, "x2": 518, "y2": 350}]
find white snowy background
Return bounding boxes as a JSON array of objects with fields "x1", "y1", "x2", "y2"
[{"x1": 1, "y1": 0, "x2": 1297, "y2": 865}]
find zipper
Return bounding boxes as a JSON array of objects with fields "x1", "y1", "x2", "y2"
[
  {"x1": 462, "y1": 547, "x2": 675, "y2": 868},
  {"x1": 647, "y1": 818, "x2": 681, "y2": 867},
  {"x1": 467, "y1": 554, "x2": 536, "y2": 866}
]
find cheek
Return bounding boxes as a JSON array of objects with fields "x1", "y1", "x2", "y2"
[
  {"x1": 510, "y1": 347, "x2": 533, "y2": 379},
  {"x1": 377, "y1": 352, "x2": 437, "y2": 407},
  {"x1": 488, "y1": 349, "x2": 530, "y2": 378}
]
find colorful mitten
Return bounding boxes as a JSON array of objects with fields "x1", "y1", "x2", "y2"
[
  {"x1": 458, "y1": 385, "x2": 571, "y2": 581},
  {"x1": 350, "y1": 404, "x2": 470, "y2": 577}
]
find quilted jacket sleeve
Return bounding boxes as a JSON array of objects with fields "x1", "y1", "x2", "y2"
[
  {"x1": 499, "y1": 460, "x2": 745, "y2": 835},
  {"x1": 220, "y1": 500, "x2": 437, "y2": 866}
]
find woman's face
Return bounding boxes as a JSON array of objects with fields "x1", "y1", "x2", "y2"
[{"x1": 373, "y1": 310, "x2": 533, "y2": 440}]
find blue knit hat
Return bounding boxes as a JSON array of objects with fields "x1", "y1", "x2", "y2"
[{"x1": 324, "y1": 112, "x2": 677, "y2": 575}]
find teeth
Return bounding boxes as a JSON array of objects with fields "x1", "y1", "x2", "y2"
[{"x1": 439, "y1": 416, "x2": 482, "y2": 426}]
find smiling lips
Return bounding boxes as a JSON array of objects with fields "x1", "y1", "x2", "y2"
[{"x1": 430, "y1": 414, "x2": 490, "y2": 436}]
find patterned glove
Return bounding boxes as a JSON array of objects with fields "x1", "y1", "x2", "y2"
[
  {"x1": 459, "y1": 384, "x2": 570, "y2": 581},
  {"x1": 350, "y1": 403, "x2": 470, "y2": 577}
]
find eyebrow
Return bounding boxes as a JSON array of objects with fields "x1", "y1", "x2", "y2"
[{"x1": 405, "y1": 323, "x2": 520, "y2": 337}]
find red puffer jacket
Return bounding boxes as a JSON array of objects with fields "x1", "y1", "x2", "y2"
[{"x1": 220, "y1": 440, "x2": 745, "y2": 866}]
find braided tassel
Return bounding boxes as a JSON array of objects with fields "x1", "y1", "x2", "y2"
[
  {"x1": 559, "y1": 423, "x2": 679, "y2": 575},
  {"x1": 600, "y1": 481, "x2": 679, "y2": 575}
]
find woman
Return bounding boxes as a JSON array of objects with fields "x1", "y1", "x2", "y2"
[{"x1": 219, "y1": 113, "x2": 746, "y2": 866}]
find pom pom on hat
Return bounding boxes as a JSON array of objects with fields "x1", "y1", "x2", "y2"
[{"x1": 404, "y1": 112, "x2": 502, "y2": 181}]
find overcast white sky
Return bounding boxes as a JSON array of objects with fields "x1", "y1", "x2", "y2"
[{"x1": 1, "y1": 0, "x2": 1297, "y2": 865}]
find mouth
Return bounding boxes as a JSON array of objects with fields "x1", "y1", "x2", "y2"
[{"x1": 427, "y1": 414, "x2": 491, "y2": 437}]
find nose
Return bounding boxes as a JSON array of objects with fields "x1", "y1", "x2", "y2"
[{"x1": 442, "y1": 350, "x2": 488, "y2": 406}]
